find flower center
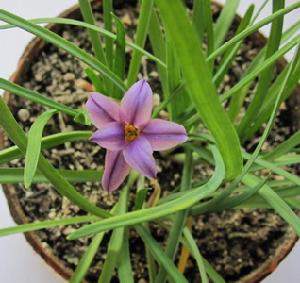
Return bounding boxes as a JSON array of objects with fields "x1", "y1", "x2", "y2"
[{"x1": 124, "y1": 123, "x2": 140, "y2": 142}]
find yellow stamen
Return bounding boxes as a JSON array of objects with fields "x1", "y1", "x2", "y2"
[{"x1": 124, "y1": 123, "x2": 140, "y2": 142}]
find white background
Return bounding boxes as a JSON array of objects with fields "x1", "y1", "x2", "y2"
[{"x1": 0, "y1": 1, "x2": 299, "y2": 282}]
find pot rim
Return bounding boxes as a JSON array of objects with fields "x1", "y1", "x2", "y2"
[{"x1": 0, "y1": 1, "x2": 299, "y2": 282}]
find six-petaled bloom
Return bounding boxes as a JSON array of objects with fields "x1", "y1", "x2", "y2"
[{"x1": 86, "y1": 80, "x2": 188, "y2": 192}]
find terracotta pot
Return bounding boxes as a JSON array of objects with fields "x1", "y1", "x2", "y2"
[{"x1": 0, "y1": 1, "x2": 299, "y2": 282}]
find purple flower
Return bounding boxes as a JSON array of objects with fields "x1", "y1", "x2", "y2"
[{"x1": 86, "y1": 80, "x2": 188, "y2": 192}]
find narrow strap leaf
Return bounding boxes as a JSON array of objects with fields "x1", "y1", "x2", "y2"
[
  {"x1": 103, "y1": 0, "x2": 113, "y2": 68},
  {"x1": 155, "y1": 148, "x2": 193, "y2": 283},
  {"x1": 0, "y1": 130, "x2": 91, "y2": 164},
  {"x1": 243, "y1": 174, "x2": 300, "y2": 237},
  {"x1": 155, "y1": 0, "x2": 242, "y2": 179},
  {"x1": 183, "y1": 227, "x2": 209, "y2": 283},
  {"x1": 221, "y1": 35, "x2": 300, "y2": 102},
  {"x1": 70, "y1": 232, "x2": 105, "y2": 283},
  {"x1": 0, "y1": 215, "x2": 99, "y2": 237},
  {"x1": 0, "y1": 168, "x2": 102, "y2": 184},
  {"x1": 24, "y1": 109, "x2": 57, "y2": 188},
  {"x1": 148, "y1": 8, "x2": 168, "y2": 95},
  {"x1": 98, "y1": 183, "x2": 129, "y2": 283},
  {"x1": 0, "y1": 17, "x2": 166, "y2": 67},
  {"x1": 264, "y1": 131, "x2": 300, "y2": 160},
  {"x1": 213, "y1": 0, "x2": 240, "y2": 49},
  {"x1": 78, "y1": 0, "x2": 107, "y2": 64},
  {"x1": 136, "y1": 225, "x2": 188, "y2": 283},
  {"x1": 112, "y1": 13, "x2": 126, "y2": 99},
  {"x1": 238, "y1": 0, "x2": 285, "y2": 138},
  {"x1": 117, "y1": 229, "x2": 134, "y2": 283},
  {"x1": 241, "y1": 44, "x2": 298, "y2": 174},
  {"x1": 227, "y1": 18, "x2": 300, "y2": 122},
  {"x1": 0, "y1": 78, "x2": 78, "y2": 117},
  {"x1": 126, "y1": 0, "x2": 154, "y2": 86},
  {"x1": 213, "y1": 4, "x2": 254, "y2": 87},
  {"x1": 245, "y1": 47, "x2": 300, "y2": 140}
]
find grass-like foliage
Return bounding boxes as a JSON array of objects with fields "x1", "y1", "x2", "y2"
[{"x1": 0, "y1": 0, "x2": 300, "y2": 282}]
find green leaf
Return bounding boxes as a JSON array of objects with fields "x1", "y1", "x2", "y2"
[
  {"x1": 98, "y1": 185, "x2": 129, "y2": 283},
  {"x1": 144, "y1": 225, "x2": 157, "y2": 283},
  {"x1": 78, "y1": 0, "x2": 107, "y2": 64},
  {"x1": 24, "y1": 109, "x2": 57, "y2": 188},
  {"x1": 243, "y1": 174, "x2": 300, "y2": 237},
  {"x1": 208, "y1": 1, "x2": 300, "y2": 61},
  {"x1": 155, "y1": 149, "x2": 193, "y2": 283},
  {"x1": 213, "y1": 0, "x2": 240, "y2": 49},
  {"x1": 85, "y1": 68, "x2": 105, "y2": 93},
  {"x1": 192, "y1": 0, "x2": 204, "y2": 44},
  {"x1": 0, "y1": 17, "x2": 166, "y2": 67},
  {"x1": 192, "y1": 0, "x2": 214, "y2": 56},
  {"x1": 155, "y1": 0, "x2": 242, "y2": 179},
  {"x1": 71, "y1": 204, "x2": 119, "y2": 283},
  {"x1": 201, "y1": 259, "x2": 225, "y2": 283},
  {"x1": 183, "y1": 227, "x2": 209, "y2": 283},
  {"x1": 244, "y1": 47, "x2": 300, "y2": 140},
  {"x1": 270, "y1": 155, "x2": 300, "y2": 171},
  {"x1": 133, "y1": 176, "x2": 156, "y2": 283},
  {"x1": 133, "y1": 189, "x2": 148, "y2": 211},
  {"x1": 67, "y1": 146, "x2": 224, "y2": 239},
  {"x1": 252, "y1": 0, "x2": 270, "y2": 23},
  {"x1": 70, "y1": 232, "x2": 105, "y2": 283},
  {"x1": 74, "y1": 109, "x2": 91, "y2": 125},
  {"x1": 0, "y1": 78, "x2": 78, "y2": 118},
  {"x1": 264, "y1": 131, "x2": 300, "y2": 160},
  {"x1": 213, "y1": 4, "x2": 254, "y2": 87},
  {"x1": 152, "y1": 81, "x2": 184, "y2": 119},
  {"x1": 165, "y1": 38, "x2": 190, "y2": 120},
  {"x1": 0, "y1": 168, "x2": 102, "y2": 184},
  {"x1": 0, "y1": 215, "x2": 98, "y2": 237},
  {"x1": 126, "y1": 0, "x2": 154, "y2": 86},
  {"x1": 117, "y1": 229, "x2": 134, "y2": 283},
  {"x1": 148, "y1": 8, "x2": 168, "y2": 96},
  {"x1": 227, "y1": 18, "x2": 300, "y2": 122},
  {"x1": 0, "y1": 9, "x2": 126, "y2": 92},
  {"x1": 239, "y1": 185, "x2": 300, "y2": 205},
  {"x1": 0, "y1": 96, "x2": 110, "y2": 218},
  {"x1": 136, "y1": 225, "x2": 188, "y2": 283},
  {"x1": 0, "y1": 131, "x2": 91, "y2": 164},
  {"x1": 112, "y1": 13, "x2": 126, "y2": 99},
  {"x1": 241, "y1": 44, "x2": 298, "y2": 174},
  {"x1": 221, "y1": 35, "x2": 300, "y2": 102},
  {"x1": 243, "y1": 153, "x2": 300, "y2": 187},
  {"x1": 238, "y1": 0, "x2": 285, "y2": 138},
  {"x1": 210, "y1": 178, "x2": 266, "y2": 212},
  {"x1": 103, "y1": 0, "x2": 113, "y2": 68}
]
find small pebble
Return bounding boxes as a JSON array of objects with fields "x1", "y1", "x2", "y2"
[{"x1": 17, "y1": 109, "x2": 30, "y2": 122}]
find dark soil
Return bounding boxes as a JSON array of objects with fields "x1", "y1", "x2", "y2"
[{"x1": 3, "y1": 1, "x2": 298, "y2": 282}]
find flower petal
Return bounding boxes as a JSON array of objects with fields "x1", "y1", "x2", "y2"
[
  {"x1": 86, "y1": 92, "x2": 120, "y2": 128},
  {"x1": 102, "y1": 150, "x2": 130, "y2": 192},
  {"x1": 123, "y1": 136, "x2": 157, "y2": 178},
  {"x1": 120, "y1": 80, "x2": 153, "y2": 126},
  {"x1": 91, "y1": 122, "x2": 125, "y2": 150},
  {"x1": 142, "y1": 119, "x2": 188, "y2": 150}
]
